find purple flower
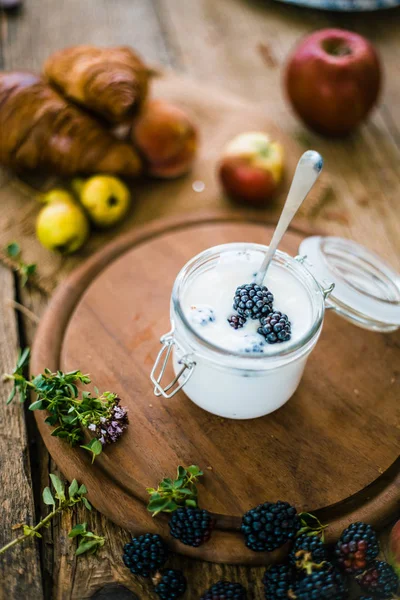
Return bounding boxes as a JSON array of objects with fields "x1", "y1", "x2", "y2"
[{"x1": 93, "y1": 397, "x2": 129, "y2": 445}]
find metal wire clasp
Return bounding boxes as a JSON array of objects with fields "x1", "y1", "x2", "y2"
[{"x1": 150, "y1": 331, "x2": 196, "y2": 398}]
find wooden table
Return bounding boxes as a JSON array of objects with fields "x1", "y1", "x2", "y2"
[{"x1": 0, "y1": 1, "x2": 399, "y2": 598}]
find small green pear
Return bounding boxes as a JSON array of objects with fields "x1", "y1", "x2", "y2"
[
  {"x1": 79, "y1": 175, "x2": 131, "y2": 228},
  {"x1": 36, "y1": 192, "x2": 90, "y2": 254}
]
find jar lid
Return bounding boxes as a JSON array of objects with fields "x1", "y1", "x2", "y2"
[{"x1": 298, "y1": 236, "x2": 400, "y2": 332}]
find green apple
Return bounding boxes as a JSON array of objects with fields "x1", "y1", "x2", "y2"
[
  {"x1": 36, "y1": 192, "x2": 89, "y2": 254},
  {"x1": 79, "y1": 175, "x2": 131, "y2": 228}
]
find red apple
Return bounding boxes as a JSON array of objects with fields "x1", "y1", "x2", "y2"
[
  {"x1": 285, "y1": 28, "x2": 381, "y2": 137},
  {"x1": 218, "y1": 132, "x2": 284, "y2": 207},
  {"x1": 132, "y1": 99, "x2": 198, "y2": 178},
  {"x1": 389, "y1": 519, "x2": 400, "y2": 577}
]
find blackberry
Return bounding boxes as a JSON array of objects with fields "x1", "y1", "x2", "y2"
[
  {"x1": 153, "y1": 569, "x2": 187, "y2": 599},
  {"x1": 122, "y1": 533, "x2": 168, "y2": 577},
  {"x1": 289, "y1": 565, "x2": 347, "y2": 599},
  {"x1": 233, "y1": 283, "x2": 274, "y2": 320},
  {"x1": 258, "y1": 312, "x2": 291, "y2": 344},
  {"x1": 356, "y1": 560, "x2": 399, "y2": 599},
  {"x1": 335, "y1": 521, "x2": 379, "y2": 574},
  {"x1": 169, "y1": 507, "x2": 215, "y2": 547},
  {"x1": 241, "y1": 500, "x2": 300, "y2": 552},
  {"x1": 290, "y1": 534, "x2": 327, "y2": 569},
  {"x1": 228, "y1": 314, "x2": 247, "y2": 329},
  {"x1": 201, "y1": 580, "x2": 247, "y2": 599},
  {"x1": 263, "y1": 564, "x2": 295, "y2": 599}
]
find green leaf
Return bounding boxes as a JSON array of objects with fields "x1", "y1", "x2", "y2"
[
  {"x1": 75, "y1": 539, "x2": 102, "y2": 556},
  {"x1": 177, "y1": 466, "x2": 187, "y2": 479},
  {"x1": 148, "y1": 497, "x2": 177, "y2": 516},
  {"x1": 176, "y1": 488, "x2": 193, "y2": 495},
  {"x1": 42, "y1": 487, "x2": 55, "y2": 508},
  {"x1": 77, "y1": 484, "x2": 87, "y2": 495},
  {"x1": 185, "y1": 498, "x2": 198, "y2": 508},
  {"x1": 17, "y1": 347, "x2": 30, "y2": 368},
  {"x1": 82, "y1": 497, "x2": 92, "y2": 511},
  {"x1": 50, "y1": 474, "x2": 65, "y2": 502},
  {"x1": 80, "y1": 438, "x2": 102, "y2": 463},
  {"x1": 6, "y1": 242, "x2": 20, "y2": 258},
  {"x1": 68, "y1": 523, "x2": 87, "y2": 538},
  {"x1": 187, "y1": 465, "x2": 203, "y2": 477},
  {"x1": 6, "y1": 386, "x2": 16, "y2": 405},
  {"x1": 29, "y1": 399, "x2": 45, "y2": 411},
  {"x1": 62, "y1": 414, "x2": 78, "y2": 425},
  {"x1": 68, "y1": 479, "x2": 79, "y2": 499},
  {"x1": 44, "y1": 414, "x2": 59, "y2": 426}
]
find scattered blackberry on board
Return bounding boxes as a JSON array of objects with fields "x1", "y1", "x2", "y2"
[
  {"x1": 201, "y1": 580, "x2": 247, "y2": 599},
  {"x1": 355, "y1": 560, "x2": 399, "y2": 599},
  {"x1": 289, "y1": 564, "x2": 347, "y2": 600},
  {"x1": 290, "y1": 534, "x2": 327, "y2": 569},
  {"x1": 258, "y1": 311, "x2": 291, "y2": 344},
  {"x1": 335, "y1": 521, "x2": 379, "y2": 574},
  {"x1": 153, "y1": 569, "x2": 187, "y2": 599},
  {"x1": 228, "y1": 314, "x2": 247, "y2": 329},
  {"x1": 169, "y1": 507, "x2": 215, "y2": 547},
  {"x1": 122, "y1": 533, "x2": 168, "y2": 577},
  {"x1": 241, "y1": 500, "x2": 300, "y2": 552},
  {"x1": 233, "y1": 283, "x2": 274, "y2": 320},
  {"x1": 263, "y1": 563, "x2": 295, "y2": 599}
]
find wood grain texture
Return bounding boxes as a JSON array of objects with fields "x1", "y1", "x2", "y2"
[
  {"x1": 0, "y1": 266, "x2": 43, "y2": 600},
  {"x1": 31, "y1": 214, "x2": 400, "y2": 565},
  {"x1": 1, "y1": 0, "x2": 400, "y2": 597}
]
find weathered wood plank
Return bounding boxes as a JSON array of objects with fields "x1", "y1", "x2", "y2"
[{"x1": 0, "y1": 266, "x2": 43, "y2": 600}]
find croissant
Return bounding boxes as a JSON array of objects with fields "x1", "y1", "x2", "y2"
[
  {"x1": 44, "y1": 45, "x2": 150, "y2": 123},
  {"x1": 0, "y1": 71, "x2": 142, "y2": 176}
]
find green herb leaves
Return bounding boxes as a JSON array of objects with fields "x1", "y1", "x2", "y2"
[
  {"x1": 297, "y1": 512, "x2": 327, "y2": 541},
  {"x1": 68, "y1": 522, "x2": 105, "y2": 556},
  {"x1": 0, "y1": 474, "x2": 92, "y2": 556},
  {"x1": 42, "y1": 474, "x2": 91, "y2": 510},
  {"x1": 5, "y1": 242, "x2": 37, "y2": 287},
  {"x1": 147, "y1": 465, "x2": 203, "y2": 516},
  {"x1": 3, "y1": 350, "x2": 129, "y2": 461}
]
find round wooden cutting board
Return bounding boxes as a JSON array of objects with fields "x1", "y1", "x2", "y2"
[{"x1": 31, "y1": 212, "x2": 400, "y2": 565}]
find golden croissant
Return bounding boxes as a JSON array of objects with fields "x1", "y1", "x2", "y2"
[
  {"x1": 44, "y1": 45, "x2": 150, "y2": 123},
  {"x1": 0, "y1": 71, "x2": 142, "y2": 176}
]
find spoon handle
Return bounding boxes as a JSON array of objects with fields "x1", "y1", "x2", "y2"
[{"x1": 255, "y1": 150, "x2": 323, "y2": 286}]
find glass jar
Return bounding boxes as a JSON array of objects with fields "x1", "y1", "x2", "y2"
[{"x1": 151, "y1": 239, "x2": 400, "y2": 419}]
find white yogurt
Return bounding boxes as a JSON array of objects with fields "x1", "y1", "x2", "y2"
[
  {"x1": 182, "y1": 249, "x2": 313, "y2": 356},
  {"x1": 163, "y1": 244, "x2": 325, "y2": 419}
]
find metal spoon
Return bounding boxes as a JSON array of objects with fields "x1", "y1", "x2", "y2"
[{"x1": 254, "y1": 150, "x2": 323, "y2": 286}]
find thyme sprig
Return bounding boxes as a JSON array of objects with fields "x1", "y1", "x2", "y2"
[
  {"x1": 147, "y1": 465, "x2": 204, "y2": 516},
  {"x1": 297, "y1": 512, "x2": 328, "y2": 542},
  {"x1": 0, "y1": 474, "x2": 91, "y2": 556},
  {"x1": 68, "y1": 522, "x2": 105, "y2": 556},
  {"x1": 3, "y1": 348, "x2": 128, "y2": 461}
]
